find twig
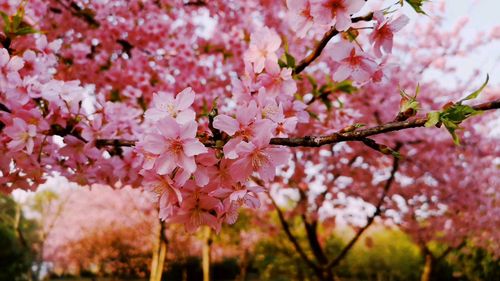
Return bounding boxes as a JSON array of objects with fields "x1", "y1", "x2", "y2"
[{"x1": 293, "y1": 13, "x2": 374, "y2": 75}]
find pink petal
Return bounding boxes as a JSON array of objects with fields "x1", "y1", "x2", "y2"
[
  {"x1": 176, "y1": 109, "x2": 196, "y2": 124},
  {"x1": 391, "y1": 15, "x2": 410, "y2": 32},
  {"x1": 333, "y1": 64, "x2": 352, "y2": 81},
  {"x1": 143, "y1": 134, "x2": 166, "y2": 154},
  {"x1": 183, "y1": 139, "x2": 207, "y2": 157},
  {"x1": 157, "y1": 117, "x2": 180, "y2": 139},
  {"x1": 179, "y1": 154, "x2": 197, "y2": 173},
  {"x1": 179, "y1": 120, "x2": 198, "y2": 140},
  {"x1": 213, "y1": 115, "x2": 239, "y2": 136},
  {"x1": 331, "y1": 41, "x2": 352, "y2": 61},
  {"x1": 155, "y1": 153, "x2": 176, "y2": 175},
  {"x1": 335, "y1": 13, "x2": 352, "y2": 31},
  {"x1": 175, "y1": 87, "x2": 195, "y2": 110},
  {"x1": 229, "y1": 157, "x2": 253, "y2": 182}
]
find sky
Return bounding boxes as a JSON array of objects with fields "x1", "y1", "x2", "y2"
[{"x1": 411, "y1": 0, "x2": 500, "y2": 84}]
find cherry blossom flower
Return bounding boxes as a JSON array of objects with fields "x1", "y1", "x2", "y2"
[
  {"x1": 171, "y1": 182, "x2": 222, "y2": 232},
  {"x1": 4, "y1": 117, "x2": 37, "y2": 154},
  {"x1": 257, "y1": 60, "x2": 297, "y2": 98},
  {"x1": 213, "y1": 101, "x2": 275, "y2": 159},
  {"x1": 286, "y1": 0, "x2": 315, "y2": 38},
  {"x1": 244, "y1": 27, "x2": 282, "y2": 73},
  {"x1": 330, "y1": 41, "x2": 377, "y2": 83},
  {"x1": 0, "y1": 48, "x2": 24, "y2": 84},
  {"x1": 370, "y1": 11, "x2": 410, "y2": 57},
  {"x1": 144, "y1": 87, "x2": 196, "y2": 123},
  {"x1": 229, "y1": 134, "x2": 290, "y2": 182},
  {"x1": 141, "y1": 117, "x2": 207, "y2": 175},
  {"x1": 311, "y1": 0, "x2": 365, "y2": 31},
  {"x1": 142, "y1": 172, "x2": 183, "y2": 209}
]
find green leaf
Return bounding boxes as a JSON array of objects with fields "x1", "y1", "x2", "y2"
[
  {"x1": 442, "y1": 119, "x2": 460, "y2": 145},
  {"x1": 460, "y1": 74, "x2": 489, "y2": 102},
  {"x1": 404, "y1": 0, "x2": 428, "y2": 14},
  {"x1": 277, "y1": 59, "x2": 287, "y2": 68},
  {"x1": 285, "y1": 52, "x2": 296, "y2": 69},
  {"x1": 334, "y1": 80, "x2": 358, "y2": 94},
  {"x1": 425, "y1": 111, "x2": 440, "y2": 127},
  {"x1": 320, "y1": 95, "x2": 332, "y2": 110},
  {"x1": 441, "y1": 104, "x2": 480, "y2": 123},
  {"x1": 14, "y1": 26, "x2": 38, "y2": 36},
  {"x1": 12, "y1": 8, "x2": 24, "y2": 30},
  {"x1": 110, "y1": 89, "x2": 122, "y2": 102},
  {"x1": 307, "y1": 110, "x2": 320, "y2": 121},
  {"x1": 0, "y1": 11, "x2": 11, "y2": 33}
]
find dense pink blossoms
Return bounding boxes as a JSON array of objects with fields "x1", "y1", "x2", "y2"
[{"x1": 0, "y1": 0, "x2": 498, "y2": 244}]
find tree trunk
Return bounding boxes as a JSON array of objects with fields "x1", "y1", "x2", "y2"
[
  {"x1": 236, "y1": 249, "x2": 249, "y2": 281},
  {"x1": 202, "y1": 227, "x2": 213, "y2": 281},
  {"x1": 150, "y1": 220, "x2": 167, "y2": 281},
  {"x1": 420, "y1": 253, "x2": 434, "y2": 281}
]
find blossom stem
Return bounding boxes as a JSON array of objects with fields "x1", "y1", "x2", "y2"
[{"x1": 293, "y1": 13, "x2": 374, "y2": 75}]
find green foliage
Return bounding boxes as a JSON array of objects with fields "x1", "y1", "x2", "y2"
[
  {"x1": 333, "y1": 228, "x2": 422, "y2": 281},
  {"x1": 425, "y1": 76, "x2": 489, "y2": 144},
  {"x1": 399, "y1": 84, "x2": 420, "y2": 113},
  {"x1": 0, "y1": 194, "x2": 36, "y2": 281},
  {"x1": 278, "y1": 52, "x2": 296, "y2": 69},
  {"x1": 448, "y1": 246, "x2": 500, "y2": 281},
  {"x1": 402, "y1": 0, "x2": 428, "y2": 14},
  {"x1": 460, "y1": 74, "x2": 489, "y2": 102},
  {"x1": 0, "y1": 1, "x2": 39, "y2": 39}
]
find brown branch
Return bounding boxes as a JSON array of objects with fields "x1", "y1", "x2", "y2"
[
  {"x1": 53, "y1": 0, "x2": 100, "y2": 28},
  {"x1": 325, "y1": 147, "x2": 401, "y2": 270},
  {"x1": 302, "y1": 215, "x2": 329, "y2": 265},
  {"x1": 266, "y1": 193, "x2": 320, "y2": 272},
  {"x1": 95, "y1": 138, "x2": 136, "y2": 148},
  {"x1": 295, "y1": 188, "x2": 330, "y2": 265},
  {"x1": 184, "y1": 0, "x2": 207, "y2": 6},
  {"x1": 293, "y1": 13, "x2": 374, "y2": 75},
  {"x1": 270, "y1": 99, "x2": 500, "y2": 147},
  {"x1": 2, "y1": 100, "x2": 499, "y2": 151}
]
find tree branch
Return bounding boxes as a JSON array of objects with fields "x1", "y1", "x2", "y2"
[
  {"x1": 435, "y1": 241, "x2": 466, "y2": 262},
  {"x1": 266, "y1": 193, "x2": 320, "y2": 272},
  {"x1": 270, "y1": 99, "x2": 500, "y2": 147},
  {"x1": 1, "y1": 99, "x2": 499, "y2": 151},
  {"x1": 293, "y1": 13, "x2": 374, "y2": 75},
  {"x1": 325, "y1": 147, "x2": 401, "y2": 270}
]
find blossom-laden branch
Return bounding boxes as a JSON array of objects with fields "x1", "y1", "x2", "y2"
[
  {"x1": 293, "y1": 13, "x2": 374, "y2": 75},
  {"x1": 90, "y1": 99, "x2": 500, "y2": 149}
]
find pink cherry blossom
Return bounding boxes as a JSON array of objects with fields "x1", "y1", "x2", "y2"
[
  {"x1": 311, "y1": 0, "x2": 365, "y2": 31},
  {"x1": 370, "y1": 11, "x2": 410, "y2": 57},
  {"x1": 142, "y1": 172, "x2": 182, "y2": 212},
  {"x1": 171, "y1": 181, "x2": 222, "y2": 232},
  {"x1": 141, "y1": 117, "x2": 207, "y2": 175},
  {"x1": 286, "y1": 0, "x2": 315, "y2": 38},
  {"x1": 244, "y1": 27, "x2": 282, "y2": 73},
  {"x1": 144, "y1": 87, "x2": 196, "y2": 123},
  {"x1": 213, "y1": 101, "x2": 275, "y2": 159},
  {"x1": 0, "y1": 48, "x2": 24, "y2": 84},
  {"x1": 4, "y1": 117, "x2": 37, "y2": 154},
  {"x1": 230, "y1": 134, "x2": 290, "y2": 182},
  {"x1": 257, "y1": 60, "x2": 297, "y2": 98},
  {"x1": 330, "y1": 41, "x2": 377, "y2": 83}
]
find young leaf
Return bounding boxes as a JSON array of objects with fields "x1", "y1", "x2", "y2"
[
  {"x1": 285, "y1": 52, "x2": 296, "y2": 69},
  {"x1": 425, "y1": 111, "x2": 440, "y2": 127},
  {"x1": 404, "y1": 0, "x2": 428, "y2": 15},
  {"x1": 460, "y1": 74, "x2": 489, "y2": 102}
]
